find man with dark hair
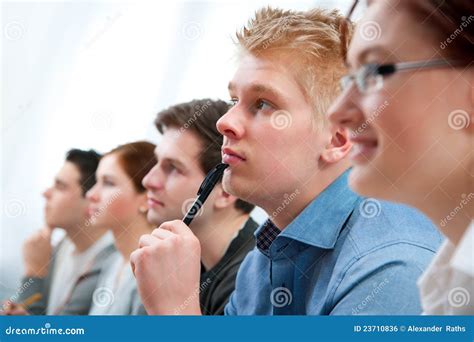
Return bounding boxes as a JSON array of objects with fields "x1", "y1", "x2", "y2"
[
  {"x1": 139, "y1": 99, "x2": 257, "y2": 315},
  {"x1": 3, "y1": 149, "x2": 116, "y2": 315}
]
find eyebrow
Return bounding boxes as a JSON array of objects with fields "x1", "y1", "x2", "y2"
[
  {"x1": 228, "y1": 82, "x2": 287, "y2": 101},
  {"x1": 155, "y1": 152, "x2": 187, "y2": 170},
  {"x1": 54, "y1": 178, "x2": 68, "y2": 188},
  {"x1": 348, "y1": 46, "x2": 394, "y2": 69}
]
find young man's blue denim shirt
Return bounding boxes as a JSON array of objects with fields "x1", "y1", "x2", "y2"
[{"x1": 225, "y1": 170, "x2": 443, "y2": 315}]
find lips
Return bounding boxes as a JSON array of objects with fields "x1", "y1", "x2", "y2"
[
  {"x1": 147, "y1": 196, "x2": 165, "y2": 208},
  {"x1": 349, "y1": 135, "x2": 379, "y2": 164},
  {"x1": 222, "y1": 147, "x2": 246, "y2": 166},
  {"x1": 87, "y1": 206, "x2": 100, "y2": 216}
]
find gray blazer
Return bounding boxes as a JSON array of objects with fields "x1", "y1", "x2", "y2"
[{"x1": 16, "y1": 238, "x2": 116, "y2": 315}]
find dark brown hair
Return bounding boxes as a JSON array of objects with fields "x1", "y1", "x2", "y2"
[
  {"x1": 106, "y1": 141, "x2": 157, "y2": 193},
  {"x1": 155, "y1": 99, "x2": 255, "y2": 214},
  {"x1": 406, "y1": 0, "x2": 474, "y2": 60},
  {"x1": 66, "y1": 148, "x2": 102, "y2": 196}
]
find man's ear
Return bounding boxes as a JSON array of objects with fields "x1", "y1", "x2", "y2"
[
  {"x1": 212, "y1": 184, "x2": 238, "y2": 210},
  {"x1": 320, "y1": 127, "x2": 352, "y2": 164}
]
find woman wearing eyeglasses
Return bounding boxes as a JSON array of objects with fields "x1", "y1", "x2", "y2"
[{"x1": 328, "y1": 1, "x2": 473, "y2": 314}]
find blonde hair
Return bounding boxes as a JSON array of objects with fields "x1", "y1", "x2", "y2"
[{"x1": 236, "y1": 6, "x2": 353, "y2": 126}]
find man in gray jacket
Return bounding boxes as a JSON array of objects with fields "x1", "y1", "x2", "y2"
[{"x1": 3, "y1": 149, "x2": 116, "y2": 315}]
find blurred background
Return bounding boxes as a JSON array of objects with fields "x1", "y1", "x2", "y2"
[{"x1": 1, "y1": 0, "x2": 362, "y2": 300}]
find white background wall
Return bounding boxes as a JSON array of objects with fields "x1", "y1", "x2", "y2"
[{"x1": 1, "y1": 0, "x2": 358, "y2": 300}]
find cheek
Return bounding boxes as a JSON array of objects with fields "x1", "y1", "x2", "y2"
[
  {"x1": 107, "y1": 193, "x2": 137, "y2": 220},
  {"x1": 165, "y1": 176, "x2": 197, "y2": 202}
]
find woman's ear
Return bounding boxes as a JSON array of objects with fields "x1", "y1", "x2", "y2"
[
  {"x1": 320, "y1": 127, "x2": 352, "y2": 164},
  {"x1": 137, "y1": 192, "x2": 149, "y2": 214}
]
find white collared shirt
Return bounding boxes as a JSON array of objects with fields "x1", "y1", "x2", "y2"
[{"x1": 418, "y1": 221, "x2": 474, "y2": 314}]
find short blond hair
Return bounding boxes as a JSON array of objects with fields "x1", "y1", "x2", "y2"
[{"x1": 236, "y1": 6, "x2": 353, "y2": 125}]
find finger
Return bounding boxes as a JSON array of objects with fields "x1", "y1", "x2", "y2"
[
  {"x1": 130, "y1": 247, "x2": 150, "y2": 277},
  {"x1": 130, "y1": 250, "x2": 138, "y2": 276},
  {"x1": 138, "y1": 234, "x2": 159, "y2": 248},
  {"x1": 151, "y1": 228, "x2": 176, "y2": 240},
  {"x1": 9, "y1": 307, "x2": 27, "y2": 315},
  {"x1": 159, "y1": 220, "x2": 193, "y2": 235}
]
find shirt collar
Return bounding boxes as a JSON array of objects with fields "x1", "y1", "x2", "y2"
[
  {"x1": 451, "y1": 220, "x2": 474, "y2": 276},
  {"x1": 255, "y1": 169, "x2": 359, "y2": 252}
]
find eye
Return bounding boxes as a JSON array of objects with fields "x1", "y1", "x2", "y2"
[
  {"x1": 255, "y1": 99, "x2": 273, "y2": 111},
  {"x1": 163, "y1": 163, "x2": 179, "y2": 174},
  {"x1": 103, "y1": 180, "x2": 114, "y2": 186},
  {"x1": 229, "y1": 98, "x2": 238, "y2": 107}
]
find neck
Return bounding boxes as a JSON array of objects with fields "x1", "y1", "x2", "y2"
[
  {"x1": 194, "y1": 211, "x2": 250, "y2": 271},
  {"x1": 112, "y1": 216, "x2": 153, "y2": 260},
  {"x1": 260, "y1": 164, "x2": 350, "y2": 230},
  {"x1": 66, "y1": 223, "x2": 108, "y2": 253},
  {"x1": 414, "y1": 188, "x2": 472, "y2": 246}
]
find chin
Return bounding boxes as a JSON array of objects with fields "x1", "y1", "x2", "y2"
[
  {"x1": 223, "y1": 175, "x2": 253, "y2": 202},
  {"x1": 146, "y1": 211, "x2": 166, "y2": 227}
]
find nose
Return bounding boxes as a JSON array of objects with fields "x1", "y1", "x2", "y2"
[
  {"x1": 327, "y1": 87, "x2": 363, "y2": 133},
  {"x1": 216, "y1": 105, "x2": 245, "y2": 141},
  {"x1": 86, "y1": 183, "x2": 99, "y2": 202},
  {"x1": 42, "y1": 187, "x2": 52, "y2": 199},
  {"x1": 142, "y1": 164, "x2": 164, "y2": 192}
]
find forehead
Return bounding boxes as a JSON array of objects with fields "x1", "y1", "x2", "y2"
[
  {"x1": 347, "y1": 1, "x2": 437, "y2": 67},
  {"x1": 156, "y1": 128, "x2": 202, "y2": 164},
  {"x1": 96, "y1": 154, "x2": 128, "y2": 179},
  {"x1": 230, "y1": 53, "x2": 305, "y2": 98},
  {"x1": 58, "y1": 161, "x2": 81, "y2": 184}
]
